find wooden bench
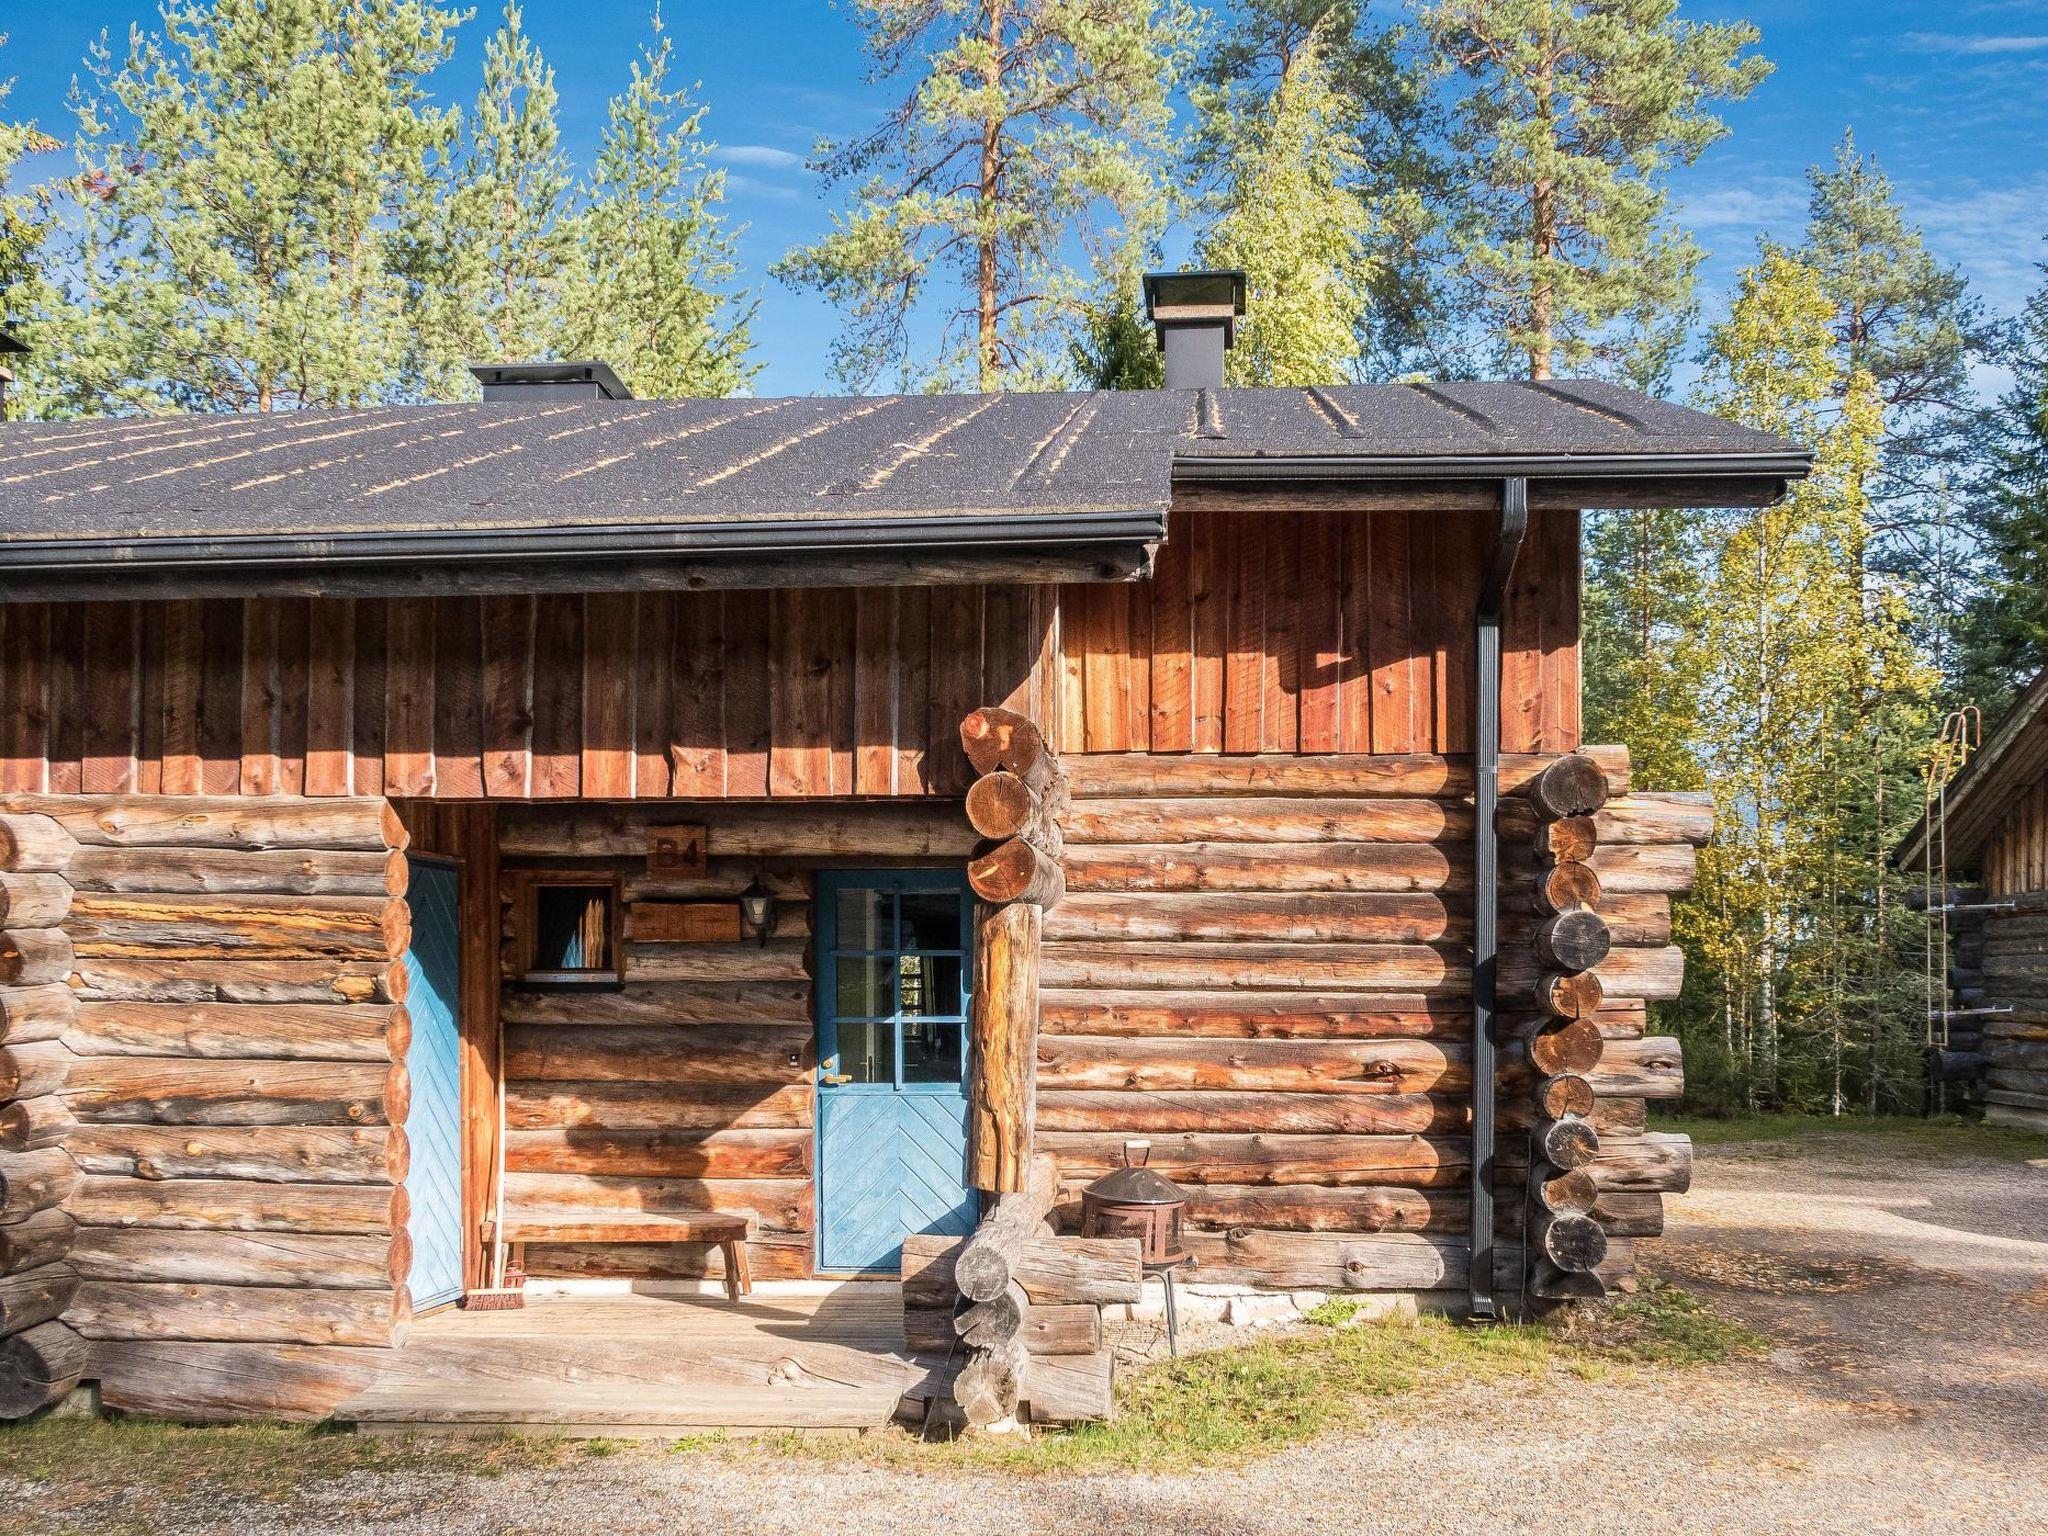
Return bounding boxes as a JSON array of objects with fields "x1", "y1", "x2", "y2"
[{"x1": 484, "y1": 1210, "x2": 754, "y2": 1302}]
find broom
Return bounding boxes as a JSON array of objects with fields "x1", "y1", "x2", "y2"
[{"x1": 461, "y1": 1078, "x2": 525, "y2": 1310}]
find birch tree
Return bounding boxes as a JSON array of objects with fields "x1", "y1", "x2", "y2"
[
  {"x1": 775, "y1": 0, "x2": 1195, "y2": 392},
  {"x1": 0, "y1": 37, "x2": 58, "y2": 328}
]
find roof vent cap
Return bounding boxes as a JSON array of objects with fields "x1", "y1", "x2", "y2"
[{"x1": 469, "y1": 360, "x2": 632, "y2": 402}]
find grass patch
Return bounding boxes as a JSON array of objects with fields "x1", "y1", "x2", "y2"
[
  {"x1": 0, "y1": 1416, "x2": 575, "y2": 1536},
  {"x1": 1605, "y1": 1279, "x2": 1769, "y2": 1366},
  {"x1": 1653, "y1": 1110, "x2": 2048, "y2": 1163}
]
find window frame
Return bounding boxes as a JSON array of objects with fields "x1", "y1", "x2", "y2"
[
  {"x1": 814, "y1": 869, "x2": 973, "y2": 1096},
  {"x1": 506, "y1": 868, "x2": 625, "y2": 988}
]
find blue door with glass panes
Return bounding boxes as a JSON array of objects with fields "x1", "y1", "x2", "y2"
[
  {"x1": 815, "y1": 871, "x2": 979, "y2": 1274},
  {"x1": 401, "y1": 856, "x2": 465, "y2": 1311}
]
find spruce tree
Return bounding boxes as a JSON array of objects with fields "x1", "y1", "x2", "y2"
[
  {"x1": 54, "y1": 0, "x2": 462, "y2": 413},
  {"x1": 774, "y1": 0, "x2": 1196, "y2": 393},
  {"x1": 563, "y1": 15, "x2": 757, "y2": 398},
  {"x1": 1419, "y1": 0, "x2": 1769, "y2": 380},
  {"x1": 1190, "y1": 1, "x2": 1376, "y2": 385}
]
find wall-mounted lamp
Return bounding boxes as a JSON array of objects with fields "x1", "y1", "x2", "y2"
[{"x1": 737, "y1": 879, "x2": 777, "y2": 947}]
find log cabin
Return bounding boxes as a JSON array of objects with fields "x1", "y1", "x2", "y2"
[
  {"x1": 0, "y1": 273, "x2": 1806, "y2": 1431},
  {"x1": 1899, "y1": 667, "x2": 2048, "y2": 1133}
]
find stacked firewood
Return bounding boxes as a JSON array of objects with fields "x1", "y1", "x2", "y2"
[
  {"x1": 1516, "y1": 754, "x2": 1614, "y2": 1305},
  {"x1": 900, "y1": 1156, "x2": 1139, "y2": 1432},
  {"x1": 0, "y1": 811, "x2": 87, "y2": 1419},
  {"x1": 960, "y1": 707, "x2": 1066, "y2": 1194}
]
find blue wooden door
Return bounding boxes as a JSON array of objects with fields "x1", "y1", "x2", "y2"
[
  {"x1": 403, "y1": 857, "x2": 466, "y2": 1311},
  {"x1": 815, "y1": 872, "x2": 980, "y2": 1274}
]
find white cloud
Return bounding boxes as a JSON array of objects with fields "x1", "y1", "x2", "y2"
[
  {"x1": 1681, "y1": 178, "x2": 1808, "y2": 233},
  {"x1": 1902, "y1": 32, "x2": 2048, "y2": 54},
  {"x1": 1913, "y1": 175, "x2": 2048, "y2": 311},
  {"x1": 716, "y1": 144, "x2": 804, "y2": 170},
  {"x1": 724, "y1": 172, "x2": 803, "y2": 205}
]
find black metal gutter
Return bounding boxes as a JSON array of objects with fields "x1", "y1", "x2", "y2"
[
  {"x1": 1470, "y1": 478, "x2": 1529, "y2": 1322},
  {"x1": 1170, "y1": 449, "x2": 1812, "y2": 483},
  {"x1": 0, "y1": 506, "x2": 1168, "y2": 577}
]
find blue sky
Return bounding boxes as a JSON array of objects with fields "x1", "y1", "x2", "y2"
[{"x1": 5, "y1": 1, "x2": 2047, "y2": 397}]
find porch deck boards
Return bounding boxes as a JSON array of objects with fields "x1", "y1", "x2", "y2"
[{"x1": 335, "y1": 1289, "x2": 936, "y2": 1434}]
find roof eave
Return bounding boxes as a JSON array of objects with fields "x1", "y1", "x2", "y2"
[
  {"x1": 1894, "y1": 667, "x2": 2048, "y2": 874},
  {"x1": 1172, "y1": 449, "x2": 1813, "y2": 508}
]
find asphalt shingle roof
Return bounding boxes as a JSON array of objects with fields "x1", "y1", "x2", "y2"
[{"x1": 0, "y1": 380, "x2": 1802, "y2": 547}]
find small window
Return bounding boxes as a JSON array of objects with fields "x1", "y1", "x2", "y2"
[{"x1": 512, "y1": 872, "x2": 622, "y2": 985}]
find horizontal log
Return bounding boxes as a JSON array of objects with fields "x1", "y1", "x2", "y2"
[
  {"x1": 1505, "y1": 1036, "x2": 1682, "y2": 1101},
  {"x1": 1535, "y1": 815, "x2": 1596, "y2": 862},
  {"x1": 954, "y1": 1282, "x2": 1027, "y2": 1348},
  {"x1": 1537, "y1": 910, "x2": 1612, "y2": 972},
  {"x1": 1038, "y1": 1088, "x2": 1458, "y2": 1136},
  {"x1": 965, "y1": 771, "x2": 1061, "y2": 845},
  {"x1": 1524, "y1": 1016, "x2": 1603, "y2": 1075},
  {"x1": 506, "y1": 1082, "x2": 813, "y2": 1132},
  {"x1": 89, "y1": 1338, "x2": 392, "y2": 1422},
  {"x1": 1182, "y1": 1227, "x2": 1637, "y2": 1292},
  {"x1": 1039, "y1": 991, "x2": 1465, "y2": 1040},
  {"x1": 1045, "y1": 891, "x2": 1463, "y2": 944},
  {"x1": 1041, "y1": 941, "x2": 1464, "y2": 993},
  {"x1": 1, "y1": 1148, "x2": 81, "y2": 1223},
  {"x1": 1529, "y1": 1259, "x2": 1607, "y2": 1304},
  {"x1": 63, "y1": 845, "x2": 407, "y2": 897},
  {"x1": 70, "y1": 1177, "x2": 406, "y2": 1235},
  {"x1": 0, "y1": 1094, "x2": 76, "y2": 1153},
  {"x1": 1038, "y1": 1130, "x2": 1469, "y2": 1189},
  {"x1": 1063, "y1": 747, "x2": 1629, "y2": 801},
  {"x1": 954, "y1": 1335, "x2": 1025, "y2": 1427},
  {"x1": 525, "y1": 1235, "x2": 816, "y2": 1285},
  {"x1": 64, "y1": 1124, "x2": 408, "y2": 1184},
  {"x1": 0, "y1": 813, "x2": 78, "y2": 874},
  {"x1": 1534, "y1": 1211, "x2": 1608, "y2": 1272},
  {"x1": 66, "y1": 1001, "x2": 406, "y2": 1063},
  {"x1": 66, "y1": 894, "x2": 408, "y2": 961},
  {"x1": 0, "y1": 1262, "x2": 78, "y2": 1334},
  {"x1": 1064, "y1": 841, "x2": 1463, "y2": 895},
  {"x1": 1512, "y1": 842, "x2": 1697, "y2": 896},
  {"x1": 1534, "y1": 1117, "x2": 1600, "y2": 1170},
  {"x1": 504, "y1": 1023, "x2": 812, "y2": 1085},
  {"x1": 899, "y1": 1234, "x2": 964, "y2": 1308},
  {"x1": 1024, "y1": 1347, "x2": 1114, "y2": 1426},
  {"x1": 68, "y1": 1228, "x2": 405, "y2": 1289},
  {"x1": 501, "y1": 979, "x2": 811, "y2": 1027},
  {"x1": 0, "y1": 1208, "x2": 75, "y2": 1273},
  {"x1": 70, "y1": 955, "x2": 407, "y2": 1005},
  {"x1": 1036, "y1": 1036, "x2": 1466, "y2": 1095},
  {"x1": 1017, "y1": 1302, "x2": 1101, "y2": 1357},
  {"x1": 1065, "y1": 798, "x2": 1470, "y2": 845},
  {"x1": 66, "y1": 1281, "x2": 410, "y2": 1345},
  {"x1": 1531, "y1": 861, "x2": 1602, "y2": 917},
  {"x1": 499, "y1": 1173, "x2": 809, "y2": 1235},
  {"x1": 1013, "y1": 1235, "x2": 1141, "y2": 1305},
  {"x1": 1579, "y1": 1132, "x2": 1691, "y2": 1194},
  {"x1": 1534, "y1": 1073, "x2": 1595, "y2": 1119},
  {"x1": 617, "y1": 939, "x2": 810, "y2": 984},
  {"x1": 0, "y1": 928, "x2": 73, "y2": 986},
  {"x1": 902, "y1": 1302, "x2": 962, "y2": 1355},
  {"x1": 0, "y1": 1041, "x2": 69, "y2": 1100},
  {"x1": 65, "y1": 1058, "x2": 408, "y2": 1127},
  {"x1": 960, "y1": 706, "x2": 1052, "y2": 788},
  {"x1": 1527, "y1": 753, "x2": 1612, "y2": 821},
  {"x1": 1498, "y1": 792, "x2": 1714, "y2": 848},
  {"x1": 1179, "y1": 1183, "x2": 1449, "y2": 1234},
  {"x1": 1527, "y1": 1164, "x2": 1597, "y2": 1215},
  {"x1": 967, "y1": 837, "x2": 1065, "y2": 907},
  {"x1": 0, "y1": 982, "x2": 75, "y2": 1045},
  {"x1": 1533, "y1": 969, "x2": 1605, "y2": 1019},
  {"x1": 498, "y1": 804, "x2": 976, "y2": 860},
  {"x1": 956, "y1": 1156, "x2": 1057, "y2": 1301},
  {"x1": 0, "y1": 872, "x2": 71, "y2": 928},
  {"x1": 501, "y1": 1127, "x2": 811, "y2": 1179},
  {"x1": 3, "y1": 795, "x2": 406, "y2": 853},
  {"x1": 0, "y1": 1320, "x2": 89, "y2": 1419}
]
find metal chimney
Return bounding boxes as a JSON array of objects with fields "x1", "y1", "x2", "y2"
[
  {"x1": 1142, "y1": 270, "x2": 1246, "y2": 391},
  {"x1": 469, "y1": 360, "x2": 632, "y2": 402}
]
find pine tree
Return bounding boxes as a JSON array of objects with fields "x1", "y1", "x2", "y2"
[
  {"x1": 774, "y1": 0, "x2": 1196, "y2": 393},
  {"x1": 1190, "y1": 2, "x2": 1376, "y2": 385},
  {"x1": 1956, "y1": 263, "x2": 2048, "y2": 706},
  {"x1": 562, "y1": 14, "x2": 756, "y2": 398},
  {"x1": 1419, "y1": 0, "x2": 1769, "y2": 380},
  {"x1": 410, "y1": 3, "x2": 578, "y2": 396},
  {"x1": 48, "y1": 0, "x2": 462, "y2": 414}
]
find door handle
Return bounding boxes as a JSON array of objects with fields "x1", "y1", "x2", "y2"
[{"x1": 821, "y1": 1072, "x2": 853, "y2": 1086}]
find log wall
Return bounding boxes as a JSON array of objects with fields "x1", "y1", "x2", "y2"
[
  {"x1": 1035, "y1": 753, "x2": 1708, "y2": 1297},
  {"x1": 1943, "y1": 772, "x2": 2048, "y2": 1130},
  {"x1": 0, "y1": 793, "x2": 415, "y2": 1420}
]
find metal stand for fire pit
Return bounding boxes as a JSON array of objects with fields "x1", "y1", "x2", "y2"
[{"x1": 1145, "y1": 1255, "x2": 1192, "y2": 1358}]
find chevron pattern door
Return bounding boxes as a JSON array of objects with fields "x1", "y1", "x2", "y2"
[
  {"x1": 815, "y1": 872, "x2": 980, "y2": 1274},
  {"x1": 402, "y1": 857, "x2": 466, "y2": 1311}
]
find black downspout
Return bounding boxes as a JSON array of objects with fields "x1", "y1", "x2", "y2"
[{"x1": 1470, "y1": 478, "x2": 1529, "y2": 1322}]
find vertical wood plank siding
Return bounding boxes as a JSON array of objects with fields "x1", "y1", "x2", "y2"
[{"x1": 0, "y1": 507, "x2": 1579, "y2": 796}]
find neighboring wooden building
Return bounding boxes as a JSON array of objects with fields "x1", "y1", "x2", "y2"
[
  {"x1": 0, "y1": 290, "x2": 1806, "y2": 1427},
  {"x1": 1899, "y1": 668, "x2": 2048, "y2": 1133}
]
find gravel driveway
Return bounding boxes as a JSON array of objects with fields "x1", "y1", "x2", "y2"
[{"x1": 10, "y1": 1127, "x2": 2048, "y2": 1536}]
